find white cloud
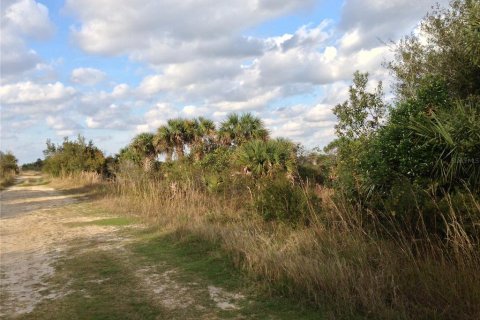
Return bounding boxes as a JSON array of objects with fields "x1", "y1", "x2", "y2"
[
  {"x1": 339, "y1": 0, "x2": 450, "y2": 51},
  {"x1": 85, "y1": 103, "x2": 138, "y2": 130},
  {"x1": 46, "y1": 115, "x2": 82, "y2": 136},
  {"x1": 70, "y1": 67, "x2": 107, "y2": 85},
  {"x1": 112, "y1": 83, "x2": 130, "y2": 98},
  {"x1": 3, "y1": 0, "x2": 54, "y2": 39},
  {"x1": 0, "y1": 0, "x2": 54, "y2": 81},
  {"x1": 0, "y1": 81, "x2": 76, "y2": 106},
  {"x1": 135, "y1": 103, "x2": 180, "y2": 132},
  {"x1": 66, "y1": 0, "x2": 313, "y2": 63}
]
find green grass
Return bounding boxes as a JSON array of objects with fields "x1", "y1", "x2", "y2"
[
  {"x1": 19, "y1": 250, "x2": 165, "y2": 320},
  {"x1": 131, "y1": 230, "x2": 325, "y2": 319},
  {"x1": 11, "y1": 196, "x2": 324, "y2": 320}
]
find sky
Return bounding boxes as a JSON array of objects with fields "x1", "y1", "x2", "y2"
[{"x1": 0, "y1": 0, "x2": 448, "y2": 164}]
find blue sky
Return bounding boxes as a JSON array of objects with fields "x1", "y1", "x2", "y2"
[{"x1": 1, "y1": 0, "x2": 446, "y2": 163}]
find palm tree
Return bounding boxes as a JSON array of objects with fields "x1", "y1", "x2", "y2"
[
  {"x1": 238, "y1": 113, "x2": 269, "y2": 144},
  {"x1": 167, "y1": 118, "x2": 193, "y2": 160},
  {"x1": 130, "y1": 133, "x2": 157, "y2": 171},
  {"x1": 218, "y1": 113, "x2": 240, "y2": 146},
  {"x1": 191, "y1": 117, "x2": 216, "y2": 161},
  {"x1": 219, "y1": 113, "x2": 269, "y2": 147},
  {"x1": 154, "y1": 125, "x2": 175, "y2": 162}
]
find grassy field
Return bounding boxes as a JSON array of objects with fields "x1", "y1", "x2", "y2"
[{"x1": 20, "y1": 209, "x2": 325, "y2": 320}]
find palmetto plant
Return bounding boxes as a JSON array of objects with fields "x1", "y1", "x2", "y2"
[
  {"x1": 236, "y1": 138, "x2": 297, "y2": 178},
  {"x1": 219, "y1": 113, "x2": 269, "y2": 147},
  {"x1": 410, "y1": 100, "x2": 480, "y2": 191}
]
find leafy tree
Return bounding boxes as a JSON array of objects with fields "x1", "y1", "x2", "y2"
[
  {"x1": 43, "y1": 136, "x2": 106, "y2": 176},
  {"x1": 329, "y1": 71, "x2": 387, "y2": 197},
  {"x1": 357, "y1": 78, "x2": 451, "y2": 195},
  {"x1": 390, "y1": 0, "x2": 480, "y2": 101},
  {"x1": 333, "y1": 71, "x2": 387, "y2": 140},
  {"x1": 21, "y1": 158, "x2": 43, "y2": 171}
]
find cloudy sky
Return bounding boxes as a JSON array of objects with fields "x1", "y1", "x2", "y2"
[{"x1": 0, "y1": 0, "x2": 446, "y2": 163}]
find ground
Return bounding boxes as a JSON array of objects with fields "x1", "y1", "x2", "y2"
[{"x1": 0, "y1": 174, "x2": 323, "y2": 319}]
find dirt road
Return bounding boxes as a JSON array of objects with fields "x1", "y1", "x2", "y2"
[{"x1": 0, "y1": 175, "x2": 121, "y2": 316}]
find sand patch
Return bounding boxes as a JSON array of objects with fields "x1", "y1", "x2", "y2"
[{"x1": 0, "y1": 179, "x2": 129, "y2": 317}]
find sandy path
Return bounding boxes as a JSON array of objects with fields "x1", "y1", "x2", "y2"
[{"x1": 0, "y1": 175, "x2": 120, "y2": 317}]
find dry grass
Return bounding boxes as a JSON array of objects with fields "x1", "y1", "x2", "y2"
[
  {"x1": 0, "y1": 172, "x2": 16, "y2": 190},
  {"x1": 59, "y1": 172, "x2": 480, "y2": 319}
]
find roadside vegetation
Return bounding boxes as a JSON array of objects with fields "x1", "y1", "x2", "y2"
[
  {"x1": 38, "y1": 1, "x2": 479, "y2": 319},
  {"x1": 0, "y1": 151, "x2": 19, "y2": 190},
  {"x1": 21, "y1": 158, "x2": 44, "y2": 172}
]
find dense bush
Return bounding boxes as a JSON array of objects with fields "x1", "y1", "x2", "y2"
[
  {"x1": 43, "y1": 136, "x2": 106, "y2": 177},
  {"x1": 327, "y1": 1, "x2": 480, "y2": 238},
  {"x1": 21, "y1": 158, "x2": 43, "y2": 171},
  {"x1": 254, "y1": 177, "x2": 320, "y2": 225},
  {"x1": 0, "y1": 151, "x2": 19, "y2": 176}
]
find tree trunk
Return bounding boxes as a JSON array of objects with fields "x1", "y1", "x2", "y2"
[
  {"x1": 176, "y1": 145, "x2": 184, "y2": 160},
  {"x1": 143, "y1": 157, "x2": 153, "y2": 172},
  {"x1": 166, "y1": 150, "x2": 173, "y2": 162}
]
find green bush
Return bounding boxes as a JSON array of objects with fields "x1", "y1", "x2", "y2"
[
  {"x1": 21, "y1": 158, "x2": 43, "y2": 171},
  {"x1": 0, "y1": 151, "x2": 19, "y2": 176},
  {"x1": 43, "y1": 135, "x2": 106, "y2": 177},
  {"x1": 254, "y1": 177, "x2": 320, "y2": 225}
]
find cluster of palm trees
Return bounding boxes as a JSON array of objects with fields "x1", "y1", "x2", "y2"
[
  {"x1": 123, "y1": 113, "x2": 270, "y2": 168},
  {"x1": 122, "y1": 112, "x2": 298, "y2": 178},
  {"x1": 154, "y1": 117, "x2": 216, "y2": 162}
]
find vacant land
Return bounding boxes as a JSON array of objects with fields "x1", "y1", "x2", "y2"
[{"x1": 0, "y1": 175, "x2": 321, "y2": 319}]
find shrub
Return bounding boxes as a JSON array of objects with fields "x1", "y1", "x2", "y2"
[
  {"x1": 21, "y1": 158, "x2": 43, "y2": 171},
  {"x1": 43, "y1": 135, "x2": 106, "y2": 177},
  {"x1": 0, "y1": 151, "x2": 19, "y2": 176},
  {"x1": 254, "y1": 177, "x2": 320, "y2": 225}
]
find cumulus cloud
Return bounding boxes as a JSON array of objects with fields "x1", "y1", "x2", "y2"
[
  {"x1": 0, "y1": 0, "x2": 54, "y2": 80},
  {"x1": 66, "y1": 0, "x2": 313, "y2": 63},
  {"x1": 70, "y1": 67, "x2": 107, "y2": 85},
  {"x1": 85, "y1": 104, "x2": 139, "y2": 130},
  {"x1": 0, "y1": 81, "x2": 76, "y2": 106},
  {"x1": 3, "y1": 0, "x2": 54, "y2": 39},
  {"x1": 338, "y1": 0, "x2": 450, "y2": 51},
  {"x1": 135, "y1": 103, "x2": 180, "y2": 132},
  {"x1": 46, "y1": 115, "x2": 82, "y2": 136}
]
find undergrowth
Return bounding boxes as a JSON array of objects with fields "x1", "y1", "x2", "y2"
[{"x1": 58, "y1": 172, "x2": 480, "y2": 319}]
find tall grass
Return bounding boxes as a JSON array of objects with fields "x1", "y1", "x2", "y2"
[
  {"x1": 0, "y1": 172, "x2": 16, "y2": 190},
  {"x1": 61, "y1": 171, "x2": 480, "y2": 319}
]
